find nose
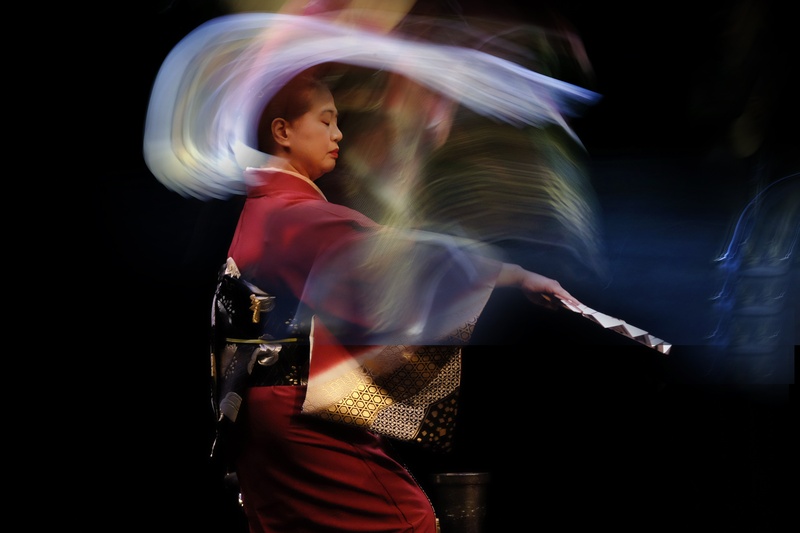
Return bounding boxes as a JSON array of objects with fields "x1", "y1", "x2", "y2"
[{"x1": 332, "y1": 123, "x2": 343, "y2": 142}]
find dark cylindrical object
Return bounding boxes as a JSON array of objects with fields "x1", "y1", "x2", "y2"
[{"x1": 430, "y1": 472, "x2": 490, "y2": 533}]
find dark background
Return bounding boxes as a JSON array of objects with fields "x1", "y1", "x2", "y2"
[{"x1": 87, "y1": 1, "x2": 796, "y2": 531}]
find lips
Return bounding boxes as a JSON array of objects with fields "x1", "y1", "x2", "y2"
[{"x1": 329, "y1": 149, "x2": 339, "y2": 159}]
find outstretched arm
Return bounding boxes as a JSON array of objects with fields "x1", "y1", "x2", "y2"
[{"x1": 496, "y1": 263, "x2": 582, "y2": 307}]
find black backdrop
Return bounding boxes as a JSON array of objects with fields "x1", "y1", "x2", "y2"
[{"x1": 85, "y1": 1, "x2": 796, "y2": 531}]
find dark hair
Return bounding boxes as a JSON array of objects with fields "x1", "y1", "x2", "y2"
[{"x1": 257, "y1": 67, "x2": 332, "y2": 154}]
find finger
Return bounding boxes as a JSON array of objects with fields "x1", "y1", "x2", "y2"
[{"x1": 557, "y1": 291, "x2": 581, "y2": 307}]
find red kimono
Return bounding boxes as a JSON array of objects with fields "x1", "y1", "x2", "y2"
[{"x1": 228, "y1": 167, "x2": 499, "y2": 532}]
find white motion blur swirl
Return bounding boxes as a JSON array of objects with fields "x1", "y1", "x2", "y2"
[{"x1": 143, "y1": 12, "x2": 601, "y2": 200}]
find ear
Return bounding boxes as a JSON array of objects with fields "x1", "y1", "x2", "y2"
[
  {"x1": 272, "y1": 118, "x2": 290, "y2": 148},
  {"x1": 426, "y1": 97, "x2": 456, "y2": 149}
]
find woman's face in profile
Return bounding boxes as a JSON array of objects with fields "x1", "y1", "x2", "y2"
[{"x1": 285, "y1": 87, "x2": 343, "y2": 180}]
